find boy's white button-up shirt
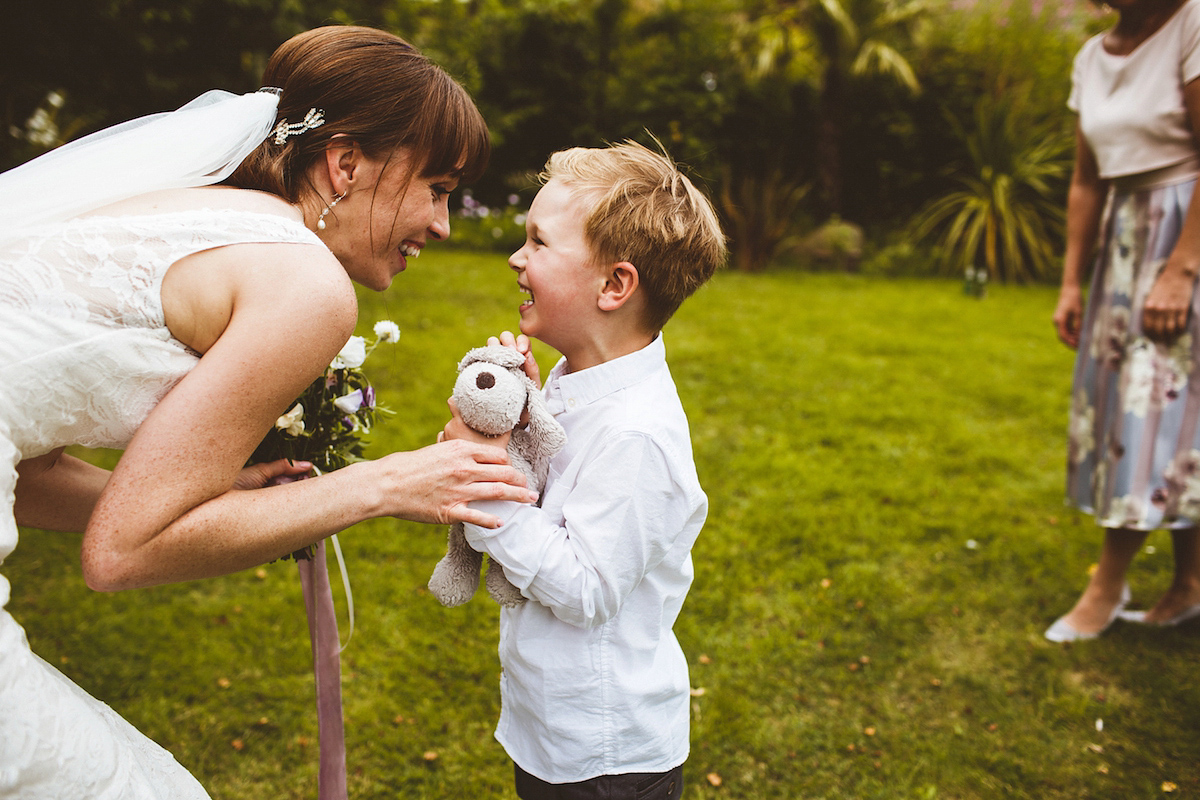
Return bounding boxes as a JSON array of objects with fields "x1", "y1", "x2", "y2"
[{"x1": 464, "y1": 335, "x2": 707, "y2": 783}]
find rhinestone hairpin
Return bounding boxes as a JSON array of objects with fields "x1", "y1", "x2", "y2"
[{"x1": 272, "y1": 108, "x2": 326, "y2": 145}]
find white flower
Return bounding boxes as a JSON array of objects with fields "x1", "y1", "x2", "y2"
[
  {"x1": 373, "y1": 320, "x2": 401, "y2": 343},
  {"x1": 275, "y1": 403, "x2": 305, "y2": 435},
  {"x1": 334, "y1": 389, "x2": 365, "y2": 414},
  {"x1": 331, "y1": 335, "x2": 367, "y2": 369}
]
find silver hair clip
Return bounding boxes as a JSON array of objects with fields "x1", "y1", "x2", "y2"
[{"x1": 272, "y1": 107, "x2": 325, "y2": 145}]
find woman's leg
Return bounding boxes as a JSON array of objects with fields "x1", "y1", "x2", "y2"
[
  {"x1": 1057, "y1": 527, "x2": 1146, "y2": 634},
  {"x1": 1143, "y1": 527, "x2": 1200, "y2": 623}
]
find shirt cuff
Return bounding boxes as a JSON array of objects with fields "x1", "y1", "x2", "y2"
[{"x1": 464, "y1": 499, "x2": 524, "y2": 535}]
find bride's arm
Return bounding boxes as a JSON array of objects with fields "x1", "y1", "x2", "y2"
[
  {"x1": 16, "y1": 449, "x2": 318, "y2": 533},
  {"x1": 15, "y1": 449, "x2": 110, "y2": 532},
  {"x1": 81, "y1": 244, "x2": 533, "y2": 591}
]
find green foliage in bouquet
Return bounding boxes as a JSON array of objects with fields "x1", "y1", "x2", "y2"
[
  {"x1": 250, "y1": 321, "x2": 400, "y2": 474},
  {"x1": 248, "y1": 321, "x2": 400, "y2": 560}
]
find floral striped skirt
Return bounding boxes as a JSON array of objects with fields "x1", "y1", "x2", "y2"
[{"x1": 1067, "y1": 175, "x2": 1200, "y2": 531}]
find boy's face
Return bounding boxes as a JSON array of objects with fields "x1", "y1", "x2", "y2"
[{"x1": 508, "y1": 178, "x2": 603, "y2": 357}]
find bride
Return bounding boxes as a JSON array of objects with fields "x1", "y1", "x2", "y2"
[{"x1": 0, "y1": 25, "x2": 533, "y2": 798}]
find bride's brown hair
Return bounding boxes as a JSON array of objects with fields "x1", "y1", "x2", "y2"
[{"x1": 227, "y1": 26, "x2": 489, "y2": 201}]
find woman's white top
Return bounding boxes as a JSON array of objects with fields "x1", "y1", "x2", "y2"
[{"x1": 1069, "y1": 0, "x2": 1200, "y2": 179}]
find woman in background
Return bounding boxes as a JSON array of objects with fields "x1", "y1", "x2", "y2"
[{"x1": 1050, "y1": 0, "x2": 1200, "y2": 640}]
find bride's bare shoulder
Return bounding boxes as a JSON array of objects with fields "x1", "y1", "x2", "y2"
[{"x1": 89, "y1": 186, "x2": 303, "y2": 223}]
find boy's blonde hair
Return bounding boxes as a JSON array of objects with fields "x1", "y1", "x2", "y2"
[{"x1": 540, "y1": 141, "x2": 727, "y2": 332}]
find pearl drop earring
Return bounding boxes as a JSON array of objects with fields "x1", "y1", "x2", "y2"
[{"x1": 317, "y1": 192, "x2": 345, "y2": 231}]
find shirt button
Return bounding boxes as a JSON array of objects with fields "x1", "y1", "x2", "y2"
[{"x1": 568, "y1": 398, "x2": 577, "y2": 407}]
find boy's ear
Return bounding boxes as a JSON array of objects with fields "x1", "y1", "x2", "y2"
[
  {"x1": 322, "y1": 134, "x2": 364, "y2": 195},
  {"x1": 597, "y1": 261, "x2": 639, "y2": 311}
]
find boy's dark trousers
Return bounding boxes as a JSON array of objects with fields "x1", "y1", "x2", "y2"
[{"x1": 514, "y1": 763, "x2": 684, "y2": 800}]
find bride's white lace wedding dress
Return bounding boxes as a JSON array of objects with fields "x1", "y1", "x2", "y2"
[{"x1": 0, "y1": 209, "x2": 324, "y2": 798}]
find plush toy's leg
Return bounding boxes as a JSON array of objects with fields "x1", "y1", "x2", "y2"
[
  {"x1": 485, "y1": 558, "x2": 527, "y2": 607},
  {"x1": 428, "y1": 523, "x2": 483, "y2": 607}
]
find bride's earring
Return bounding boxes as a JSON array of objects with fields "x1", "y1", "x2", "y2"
[{"x1": 316, "y1": 192, "x2": 345, "y2": 231}]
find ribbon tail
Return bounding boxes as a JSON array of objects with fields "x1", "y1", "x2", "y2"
[{"x1": 298, "y1": 539, "x2": 349, "y2": 800}]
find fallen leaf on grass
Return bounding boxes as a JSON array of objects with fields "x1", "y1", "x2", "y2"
[
  {"x1": 231, "y1": 739, "x2": 244, "y2": 751},
  {"x1": 423, "y1": 751, "x2": 439, "y2": 762},
  {"x1": 255, "y1": 568, "x2": 267, "y2": 580},
  {"x1": 1163, "y1": 782, "x2": 1178, "y2": 793},
  {"x1": 820, "y1": 578, "x2": 832, "y2": 589},
  {"x1": 217, "y1": 677, "x2": 231, "y2": 689},
  {"x1": 1098, "y1": 765, "x2": 1109, "y2": 775},
  {"x1": 706, "y1": 773, "x2": 723, "y2": 787},
  {"x1": 864, "y1": 727, "x2": 876, "y2": 736},
  {"x1": 699, "y1": 654, "x2": 712, "y2": 665},
  {"x1": 1086, "y1": 744, "x2": 1103, "y2": 754},
  {"x1": 690, "y1": 687, "x2": 707, "y2": 697},
  {"x1": 1095, "y1": 718, "x2": 1103, "y2": 732}
]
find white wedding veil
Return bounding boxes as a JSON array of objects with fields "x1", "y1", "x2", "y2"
[{"x1": 0, "y1": 89, "x2": 280, "y2": 251}]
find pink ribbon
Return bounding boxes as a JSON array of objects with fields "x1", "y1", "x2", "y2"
[{"x1": 297, "y1": 539, "x2": 348, "y2": 800}]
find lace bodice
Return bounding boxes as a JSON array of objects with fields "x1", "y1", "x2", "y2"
[{"x1": 0, "y1": 209, "x2": 324, "y2": 599}]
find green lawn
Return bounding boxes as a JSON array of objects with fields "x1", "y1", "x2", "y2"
[{"x1": 8, "y1": 252, "x2": 1200, "y2": 799}]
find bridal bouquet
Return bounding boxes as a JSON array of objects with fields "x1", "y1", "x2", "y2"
[{"x1": 250, "y1": 319, "x2": 400, "y2": 558}]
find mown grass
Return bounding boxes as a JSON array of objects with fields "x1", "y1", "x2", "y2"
[{"x1": 8, "y1": 252, "x2": 1200, "y2": 799}]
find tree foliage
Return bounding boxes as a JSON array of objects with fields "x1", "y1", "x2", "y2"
[{"x1": 2, "y1": 0, "x2": 1107, "y2": 280}]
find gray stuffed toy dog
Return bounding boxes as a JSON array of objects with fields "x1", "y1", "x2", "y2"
[{"x1": 428, "y1": 345, "x2": 567, "y2": 607}]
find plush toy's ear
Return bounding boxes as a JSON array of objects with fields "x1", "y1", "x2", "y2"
[
  {"x1": 522, "y1": 375, "x2": 567, "y2": 455},
  {"x1": 458, "y1": 345, "x2": 525, "y2": 374}
]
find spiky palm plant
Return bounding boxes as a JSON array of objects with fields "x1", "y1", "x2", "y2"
[{"x1": 910, "y1": 97, "x2": 1072, "y2": 283}]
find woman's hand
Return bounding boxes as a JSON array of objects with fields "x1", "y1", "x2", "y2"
[
  {"x1": 1053, "y1": 284, "x2": 1085, "y2": 349},
  {"x1": 372, "y1": 440, "x2": 535, "y2": 528},
  {"x1": 233, "y1": 459, "x2": 314, "y2": 490},
  {"x1": 1143, "y1": 263, "x2": 1197, "y2": 342}
]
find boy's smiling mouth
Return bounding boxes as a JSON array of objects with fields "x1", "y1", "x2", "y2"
[{"x1": 518, "y1": 283, "x2": 534, "y2": 310}]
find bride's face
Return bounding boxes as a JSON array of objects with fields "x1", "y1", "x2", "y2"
[{"x1": 320, "y1": 147, "x2": 457, "y2": 291}]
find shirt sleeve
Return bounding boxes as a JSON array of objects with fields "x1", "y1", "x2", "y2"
[
  {"x1": 463, "y1": 431, "x2": 699, "y2": 629},
  {"x1": 1181, "y1": 0, "x2": 1200, "y2": 84},
  {"x1": 1067, "y1": 38, "x2": 1091, "y2": 113}
]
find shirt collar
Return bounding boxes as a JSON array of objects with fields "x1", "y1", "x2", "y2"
[{"x1": 547, "y1": 334, "x2": 666, "y2": 410}]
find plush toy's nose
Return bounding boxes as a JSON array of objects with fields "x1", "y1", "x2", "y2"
[{"x1": 477, "y1": 372, "x2": 496, "y2": 390}]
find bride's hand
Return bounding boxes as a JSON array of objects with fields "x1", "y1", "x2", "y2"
[
  {"x1": 234, "y1": 459, "x2": 313, "y2": 490},
  {"x1": 370, "y1": 440, "x2": 535, "y2": 528}
]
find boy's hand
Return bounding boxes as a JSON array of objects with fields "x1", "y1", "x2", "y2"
[
  {"x1": 440, "y1": 397, "x2": 513, "y2": 449},
  {"x1": 488, "y1": 330, "x2": 541, "y2": 387}
]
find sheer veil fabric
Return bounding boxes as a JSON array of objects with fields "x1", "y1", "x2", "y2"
[{"x1": 0, "y1": 90, "x2": 280, "y2": 251}]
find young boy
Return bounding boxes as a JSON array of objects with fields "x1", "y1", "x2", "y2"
[{"x1": 445, "y1": 141, "x2": 726, "y2": 799}]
